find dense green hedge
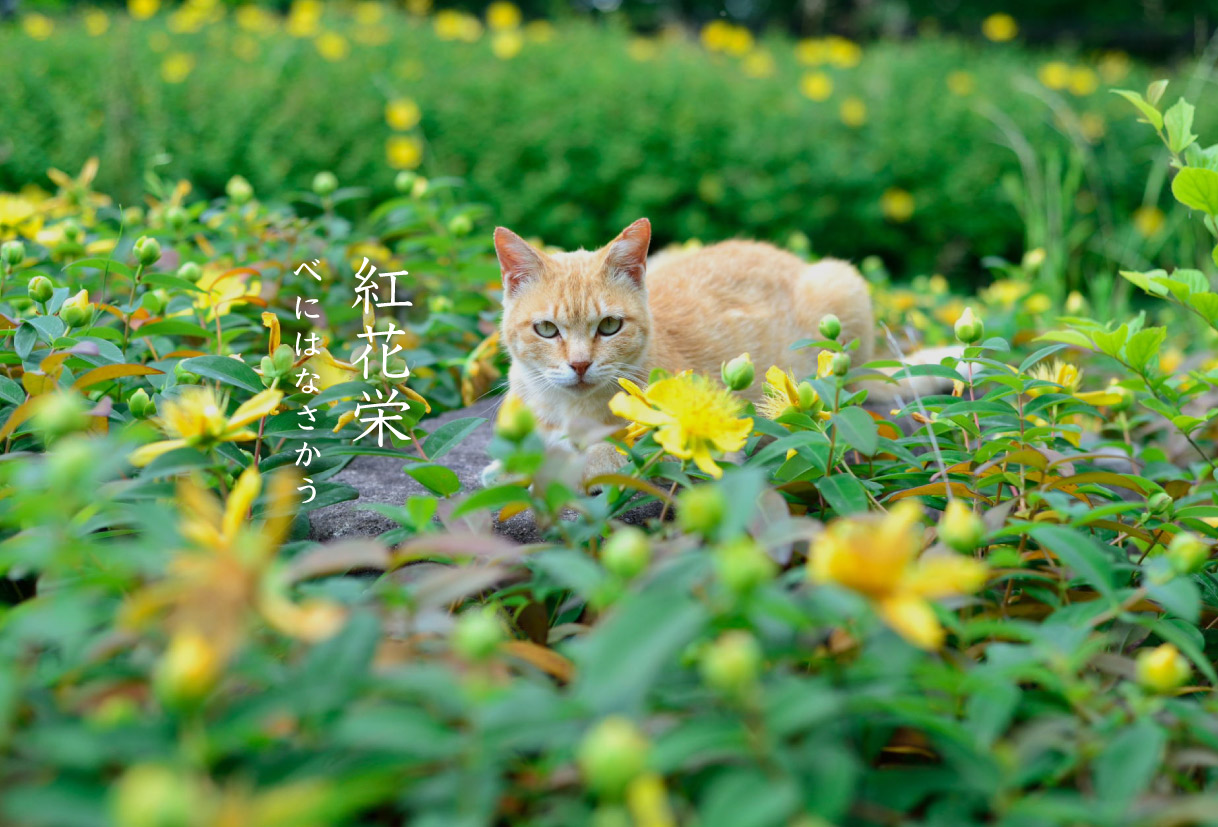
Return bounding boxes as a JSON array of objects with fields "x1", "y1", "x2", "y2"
[{"x1": 0, "y1": 8, "x2": 1210, "y2": 281}]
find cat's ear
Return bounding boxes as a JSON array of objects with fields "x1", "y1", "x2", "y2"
[
  {"x1": 494, "y1": 227, "x2": 545, "y2": 297},
  {"x1": 603, "y1": 217, "x2": 651, "y2": 288}
]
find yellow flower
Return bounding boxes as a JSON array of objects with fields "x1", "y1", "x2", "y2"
[
  {"x1": 354, "y1": 0, "x2": 385, "y2": 25},
  {"x1": 816, "y1": 350, "x2": 834, "y2": 379},
  {"x1": 946, "y1": 70, "x2": 974, "y2": 96},
  {"x1": 795, "y1": 38, "x2": 827, "y2": 66},
  {"x1": 128, "y1": 0, "x2": 160, "y2": 20},
  {"x1": 286, "y1": 0, "x2": 322, "y2": 37},
  {"x1": 608, "y1": 373, "x2": 752, "y2": 478},
  {"x1": 881, "y1": 188, "x2": 914, "y2": 222},
  {"x1": 491, "y1": 29, "x2": 524, "y2": 59},
  {"x1": 1160, "y1": 347, "x2": 1184, "y2": 375},
  {"x1": 981, "y1": 13, "x2": 1017, "y2": 42},
  {"x1": 193, "y1": 266, "x2": 261, "y2": 321},
  {"x1": 1098, "y1": 51, "x2": 1130, "y2": 84},
  {"x1": 0, "y1": 194, "x2": 45, "y2": 240},
  {"x1": 981, "y1": 279, "x2": 1029, "y2": 308},
  {"x1": 84, "y1": 9, "x2": 110, "y2": 35},
  {"x1": 1136, "y1": 643, "x2": 1191, "y2": 694},
  {"x1": 700, "y1": 20, "x2": 751, "y2": 55},
  {"x1": 1037, "y1": 61, "x2": 1071, "y2": 90},
  {"x1": 758, "y1": 365, "x2": 801, "y2": 420},
  {"x1": 236, "y1": 5, "x2": 277, "y2": 33},
  {"x1": 1133, "y1": 205, "x2": 1165, "y2": 238},
  {"x1": 826, "y1": 36, "x2": 861, "y2": 68},
  {"x1": 161, "y1": 52, "x2": 196, "y2": 84},
  {"x1": 800, "y1": 71, "x2": 833, "y2": 101},
  {"x1": 22, "y1": 13, "x2": 54, "y2": 40},
  {"x1": 406, "y1": 0, "x2": 432, "y2": 15},
  {"x1": 810, "y1": 501, "x2": 988, "y2": 649},
  {"x1": 1027, "y1": 359, "x2": 1122, "y2": 407},
  {"x1": 386, "y1": 135, "x2": 424, "y2": 170},
  {"x1": 742, "y1": 50, "x2": 776, "y2": 79},
  {"x1": 525, "y1": 20, "x2": 554, "y2": 41},
  {"x1": 1023, "y1": 292, "x2": 1052, "y2": 314},
  {"x1": 434, "y1": 9, "x2": 482, "y2": 41},
  {"x1": 315, "y1": 32, "x2": 349, "y2": 61},
  {"x1": 487, "y1": 1, "x2": 522, "y2": 30},
  {"x1": 131, "y1": 386, "x2": 283, "y2": 466},
  {"x1": 385, "y1": 98, "x2": 422, "y2": 131},
  {"x1": 839, "y1": 97, "x2": 867, "y2": 127},
  {"x1": 1068, "y1": 66, "x2": 1099, "y2": 96}
]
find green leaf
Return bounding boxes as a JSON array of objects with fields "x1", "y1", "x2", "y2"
[
  {"x1": 1146, "y1": 79, "x2": 1169, "y2": 106},
  {"x1": 1124, "y1": 327, "x2": 1167, "y2": 372},
  {"x1": 451, "y1": 484, "x2": 530, "y2": 517},
  {"x1": 1111, "y1": 89, "x2": 1163, "y2": 132},
  {"x1": 1171, "y1": 167, "x2": 1218, "y2": 215},
  {"x1": 816, "y1": 475, "x2": 869, "y2": 516},
  {"x1": 1119, "y1": 269, "x2": 1169, "y2": 297},
  {"x1": 422, "y1": 416, "x2": 486, "y2": 461},
  {"x1": 1147, "y1": 577, "x2": 1201, "y2": 624},
  {"x1": 1164, "y1": 98, "x2": 1198, "y2": 155},
  {"x1": 1090, "y1": 324, "x2": 1129, "y2": 360},
  {"x1": 831, "y1": 406, "x2": 878, "y2": 456},
  {"x1": 1093, "y1": 719, "x2": 1166, "y2": 810},
  {"x1": 180, "y1": 355, "x2": 264, "y2": 394},
  {"x1": 1035, "y1": 329, "x2": 1094, "y2": 349},
  {"x1": 140, "y1": 273, "x2": 205, "y2": 293},
  {"x1": 405, "y1": 463, "x2": 462, "y2": 497},
  {"x1": 1029, "y1": 525, "x2": 1117, "y2": 601},
  {"x1": 134, "y1": 319, "x2": 213, "y2": 338},
  {"x1": 63, "y1": 257, "x2": 133, "y2": 278}
]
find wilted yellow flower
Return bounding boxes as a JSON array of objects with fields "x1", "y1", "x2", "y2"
[
  {"x1": 1133, "y1": 205, "x2": 1165, "y2": 237},
  {"x1": 1068, "y1": 66, "x2": 1099, "y2": 96},
  {"x1": 800, "y1": 71, "x2": 833, "y2": 101},
  {"x1": 946, "y1": 70, "x2": 975, "y2": 96},
  {"x1": 608, "y1": 373, "x2": 752, "y2": 478},
  {"x1": 129, "y1": 0, "x2": 160, "y2": 20},
  {"x1": 1038, "y1": 61, "x2": 1071, "y2": 90},
  {"x1": 810, "y1": 500, "x2": 988, "y2": 649},
  {"x1": 487, "y1": 1, "x2": 522, "y2": 30},
  {"x1": 386, "y1": 135, "x2": 424, "y2": 170},
  {"x1": 1136, "y1": 643, "x2": 1191, "y2": 694},
  {"x1": 881, "y1": 188, "x2": 914, "y2": 222},
  {"x1": 22, "y1": 13, "x2": 54, "y2": 39},
  {"x1": 491, "y1": 29, "x2": 524, "y2": 59},
  {"x1": 840, "y1": 97, "x2": 867, "y2": 127},
  {"x1": 84, "y1": 9, "x2": 110, "y2": 35},
  {"x1": 981, "y1": 13, "x2": 1017, "y2": 42},
  {"x1": 160, "y1": 52, "x2": 196, "y2": 84},
  {"x1": 314, "y1": 32, "x2": 349, "y2": 61},
  {"x1": 131, "y1": 386, "x2": 283, "y2": 466},
  {"x1": 385, "y1": 98, "x2": 422, "y2": 131}
]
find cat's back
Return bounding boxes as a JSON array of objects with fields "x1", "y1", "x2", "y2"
[{"x1": 647, "y1": 239, "x2": 805, "y2": 301}]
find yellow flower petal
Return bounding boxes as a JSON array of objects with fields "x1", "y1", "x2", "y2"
[
  {"x1": 130, "y1": 438, "x2": 188, "y2": 467},
  {"x1": 222, "y1": 465, "x2": 262, "y2": 541},
  {"x1": 228, "y1": 389, "x2": 284, "y2": 430},
  {"x1": 609, "y1": 391, "x2": 673, "y2": 428},
  {"x1": 878, "y1": 594, "x2": 944, "y2": 650},
  {"x1": 904, "y1": 555, "x2": 989, "y2": 599}
]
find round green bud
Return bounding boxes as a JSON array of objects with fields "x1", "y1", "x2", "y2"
[
  {"x1": 2, "y1": 240, "x2": 25, "y2": 267},
  {"x1": 577, "y1": 717, "x2": 650, "y2": 800},
  {"x1": 174, "y1": 361, "x2": 200, "y2": 385},
  {"x1": 786, "y1": 230, "x2": 811, "y2": 256},
  {"x1": 939, "y1": 499, "x2": 985, "y2": 552},
  {"x1": 165, "y1": 206, "x2": 189, "y2": 232},
  {"x1": 226, "y1": 175, "x2": 254, "y2": 205},
  {"x1": 111, "y1": 764, "x2": 201, "y2": 827},
  {"x1": 830, "y1": 352, "x2": 851, "y2": 377},
  {"x1": 1167, "y1": 531, "x2": 1209, "y2": 575},
  {"x1": 1148, "y1": 491, "x2": 1174, "y2": 517},
  {"x1": 452, "y1": 606, "x2": 504, "y2": 661},
  {"x1": 312, "y1": 171, "x2": 339, "y2": 197},
  {"x1": 134, "y1": 235, "x2": 162, "y2": 267},
  {"x1": 62, "y1": 220, "x2": 85, "y2": 245},
  {"x1": 140, "y1": 289, "x2": 166, "y2": 315},
  {"x1": 699, "y1": 630, "x2": 762, "y2": 698},
  {"x1": 447, "y1": 213, "x2": 474, "y2": 236},
  {"x1": 677, "y1": 484, "x2": 727, "y2": 537},
  {"x1": 796, "y1": 381, "x2": 819, "y2": 411},
  {"x1": 394, "y1": 170, "x2": 418, "y2": 194},
  {"x1": 818, "y1": 314, "x2": 842, "y2": 340},
  {"x1": 27, "y1": 274, "x2": 54, "y2": 303},
  {"x1": 128, "y1": 388, "x2": 155, "y2": 419},
  {"x1": 271, "y1": 343, "x2": 296, "y2": 375},
  {"x1": 1136, "y1": 643, "x2": 1191, "y2": 694},
  {"x1": 411, "y1": 177, "x2": 430, "y2": 199},
  {"x1": 602, "y1": 527, "x2": 651, "y2": 581},
  {"x1": 177, "y1": 261, "x2": 203, "y2": 283},
  {"x1": 721, "y1": 353, "x2": 755, "y2": 392},
  {"x1": 494, "y1": 394, "x2": 535, "y2": 441},
  {"x1": 32, "y1": 391, "x2": 91, "y2": 441},
  {"x1": 954, "y1": 307, "x2": 984, "y2": 345},
  {"x1": 713, "y1": 538, "x2": 776, "y2": 595}
]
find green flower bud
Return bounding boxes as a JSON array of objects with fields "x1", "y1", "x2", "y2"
[
  {"x1": 46, "y1": 435, "x2": 98, "y2": 489},
  {"x1": 32, "y1": 391, "x2": 91, "y2": 441},
  {"x1": 60, "y1": 288, "x2": 92, "y2": 327},
  {"x1": 602, "y1": 527, "x2": 650, "y2": 581},
  {"x1": 830, "y1": 352, "x2": 851, "y2": 377},
  {"x1": 721, "y1": 353, "x2": 755, "y2": 391},
  {"x1": 939, "y1": 499, "x2": 985, "y2": 552},
  {"x1": 577, "y1": 717, "x2": 650, "y2": 800},
  {"x1": 677, "y1": 484, "x2": 727, "y2": 537},
  {"x1": 411, "y1": 176, "x2": 430, "y2": 199},
  {"x1": 699, "y1": 630, "x2": 762, "y2": 698},
  {"x1": 447, "y1": 213, "x2": 474, "y2": 236},
  {"x1": 394, "y1": 170, "x2": 418, "y2": 193},
  {"x1": 134, "y1": 235, "x2": 162, "y2": 267},
  {"x1": 818, "y1": 314, "x2": 842, "y2": 340},
  {"x1": 713, "y1": 538, "x2": 776, "y2": 595},
  {"x1": 128, "y1": 388, "x2": 155, "y2": 419},
  {"x1": 1136, "y1": 643, "x2": 1191, "y2": 694},
  {"x1": 177, "y1": 261, "x2": 203, "y2": 283},
  {"x1": 1148, "y1": 491, "x2": 1174, "y2": 517},
  {"x1": 140, "y1": 289, "x2": 166, "y2": 315},
  {"x1": 1167, "y1": 531, "x2": 1209, "y2": 574},
  {"x1": 494, "y1": 394, "x2": 535, "y2": 441},
  {"x1": 174, "y1": 361, "x2": 200, "y2": 385},
  {"x1": 796, "y1": 381, "x2": 819, "y2": 411},
  {"x1": 954, "y1": 307, "x2": 984, "y2": 345},
  {"x1": 786, "y1": 230, "x2": 811, "y2": 256},
  {"x1": 1, "y1": 240, "x2": 25, "y2": 267},
  {"x1": 312, "y1": 171, "x2": 339, "y2": 197},
  {"x1": 111, "y1": 764, "x2": 202, "y2": 827},
  {"x1": 61, "y1": 220, "x2": 84, "y2": 244},
  {"x1": 271, "y1": 343, "x2": 296, "y2": 375},
  {"x1": 453, "y1": 606, "x2": 504, "y2": 661},
  {"x1": 27, "y1": 274, "x2": 54, "y2": 303},
  {"x1": 226, "y1": 174, "x2": 254, "y2": 205},
  {"x1": 165, "y1": 206, "x2": 189, "y2": 232}
]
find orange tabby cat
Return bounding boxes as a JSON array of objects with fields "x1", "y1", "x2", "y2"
[{"x1": 492, "y1": 217, "x2": 892, "y2": 484}]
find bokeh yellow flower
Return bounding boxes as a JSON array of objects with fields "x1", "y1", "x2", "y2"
[
  {"x1": 1079, "y1": 112, "x2": 1106, "y2": 142},
  {"x1": 386, "y1": 135, "x2": 424, "y2": 170},
  {"x1": 128, "y1": 0, "x2": 160, "y2": 20},
  {"x1": 161, "y1": 52, "x2": 196, "y2": 84},
  {"x1": 1136, "y1": 643, "x2": 1191, "y2": 694},
  {"x1": 434, "y1": 9, "x2": 482, "y2": 41},
  {"x1": 795, "y1": 38, "x2": 827, "y2": 66},
  {"x1": 1098, "y1": 51, "x2": 1130, "y2": 84},
  {"x1": 525, "y1": 20, "x2": 555, "y2": 41},
  {"x1": 742, "y1": 50, "x2": 776, "y2": 79},
  {"x1": 487, "y1": 1, "x2": 522, "y2": 30},
  {"x1": 491, "y1": 29, "x2": 524, "y2": 59},
  {"x1": 826, "y1": 36, "x2": 861, "y2": 68},
  {"x1": 22, "y1": 13, "x2": 54, "y2": 39},
  {"x1": 608, "y1": 373, "x2": 752, "y2": 478},
  {"x1": 810, "y1": 501, "x2": 988, "y2": 649},
  {"x1": 1133, "y1": 205, "x2": 1165, "y2": 237},
  {"x1": 385, "y1": 98, "x2": 422, "y2": 131},
  {"x1": 314, "y1": 32, "x2": 350, "y2": 61},
  {"x1": 701, "y1": 20, "x2": 752, "y2": 56},
  {"x1": 981, "y1": 13, "x2": 1017, "y2": 42},
  {"x1": 236, "y1": 4, "x2": 277, "y2": 33},
  {"x1": 1038, "y1": 61, "x2": 1071, "y2": 90},
  {"x1": 84, "y1": 9, "x2": 110, "y2": 35},
  {"x1": 628, "y1": 38, "x2": 659, "y2": 62},
  {"x1": 946, "y1": 70, "x2": 974, "y2": 96},
  {"x1": 354, "y1": 0, "x2": 385, "y2": 26},
  {"x1": 1068, "y1": 66, "x2": 1099, "y2": 96},
  {"x1": 839, "y1": 97, "x2": 867, "y2": 127},
  {"x1": 800, "y1": 71, "x2": 833, "y2": 101},
  {"x1": 881, "y1": 188, "x2": 914, "y2": 222}
]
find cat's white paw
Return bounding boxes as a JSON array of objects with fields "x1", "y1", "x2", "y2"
[
  {"x1": 582, "y1": 443, "x2": 626, "y2": 493},
  {"x1": 479, "y1": 459, "x2": 505, "y2": 488}
]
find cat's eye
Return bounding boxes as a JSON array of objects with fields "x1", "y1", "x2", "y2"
[
  {"x1": 534, "y1": 321, "x2": 559, "y2": 339},
  {"x1": 597, "y1": 316, "x2": 623, "y2": 336}
]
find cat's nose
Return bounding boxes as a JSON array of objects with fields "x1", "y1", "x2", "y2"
[{"x1": 569, "y1": 361, "x2": 592, "y2": 378}]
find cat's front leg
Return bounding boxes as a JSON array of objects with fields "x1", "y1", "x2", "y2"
[{"x1": 582, "y1": 442, "x2": 626, "y2": 492}]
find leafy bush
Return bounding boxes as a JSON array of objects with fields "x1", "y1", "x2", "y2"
[{"x1": 1, "y1": 3, "x2": 1214, "y2": 285}]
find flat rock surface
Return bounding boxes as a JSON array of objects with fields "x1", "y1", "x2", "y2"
[{"x1": 308, "y1": 397, "x2": 663, "y2": 544}]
